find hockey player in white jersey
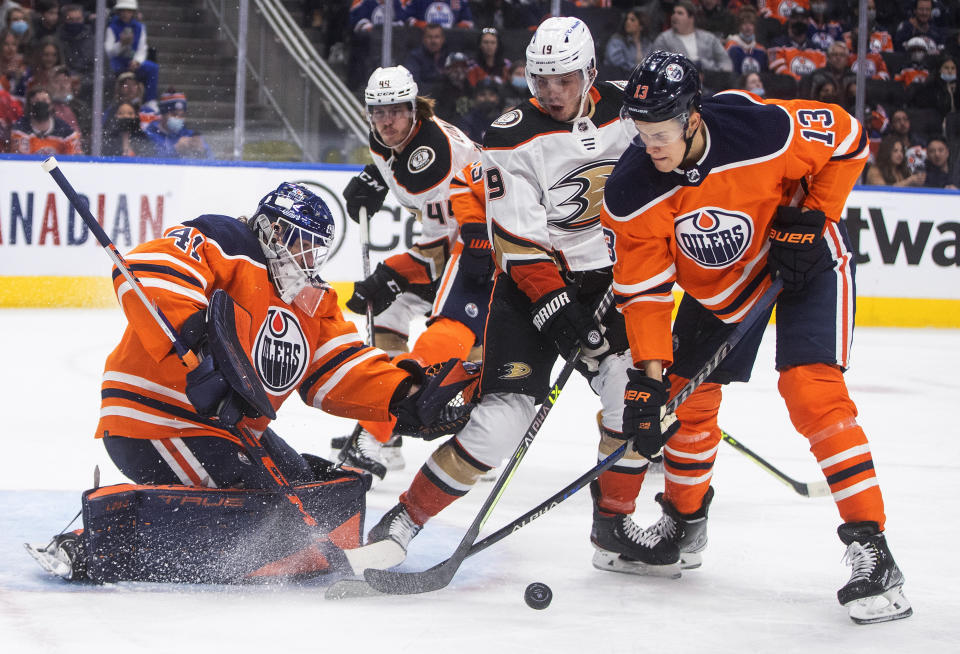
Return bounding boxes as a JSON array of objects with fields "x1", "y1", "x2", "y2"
[
  {"x1": 335, "y1": 66, "x2": 494, "y2": 481},
  {"x1": 363, "y1": 17, "x2": 681, "y2": 576}
]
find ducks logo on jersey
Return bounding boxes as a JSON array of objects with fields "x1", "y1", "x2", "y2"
[
  {"x1": 255, "y1": 307, "x2": 309, "y2": 394},
  {"x1": 675, "y1": 208, "x2": 753, "y2": 268},
  {"x1": 549, "y1": 161, "x2": 617, "y2": 232}
]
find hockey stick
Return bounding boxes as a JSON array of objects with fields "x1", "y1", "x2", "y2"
[
  {"x1": 41, "y1": 158, "x2": 353, "y2": 552},
  {"x1": 720, "y1": 429, "x2": 831, "y2": 498},
  {"x1": 358, "y1": 205, "x2": 376, "y2": 346},
  {"x1": 358, "y1": 288, "x2": 615, "y2": 595},
  {"x1": 332, "y1": 278, "x2": 784, "y2": 598}
]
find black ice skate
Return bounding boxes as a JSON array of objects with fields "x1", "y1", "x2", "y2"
[
  {"x1": 589, "y1": 481, "x2": 681, "y2": 578},
  {"x1": 332, "y1": 432, "x2": 405, "y2": 473},
  {"x1": 24, "y1": 531, "x2": 88, "y2": 581},
  {"x1": 334, "y1": 426, "x2": 388, "y2": 482},
  {"x1": 837, "y1": 521, "x2": 912, "y2": 624},
  {"x1": 646, "y1": 486, "x2": 714, "y2": 570}
]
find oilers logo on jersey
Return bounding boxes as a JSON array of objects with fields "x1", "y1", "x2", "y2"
[
  {"x1": 675, "y1": 208, "x2": 753, "y2": 268},
  {"x1": 549, "y1": 161, "x2": 617, "y2": 232},
  {"x1": 255, "y1": 307, "x2": 308, "y2": 393}
]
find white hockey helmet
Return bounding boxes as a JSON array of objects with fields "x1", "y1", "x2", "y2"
[
  {"x1": 364, "y1": 65, "x2": 419, "y2": 108},
  {"x1": 524, "y1": 17, "x2": 597, "y2": 100}
]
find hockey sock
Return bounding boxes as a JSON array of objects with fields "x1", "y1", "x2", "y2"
[
  {"x1": 663, "y1": 380, "x2": 722, "y2": 515},
  {"x1": 399, "y1": 438, "x2": 492, "y2": 526},
  {"x1": 595, "y1": 416, "x2": 648, "y2": 515},
  {"x1": 406, "y1": 317, "x2": 475, "y2": 364},
  {"x1": 779, "y1": 363, "x2": 886, "y2": 529}
]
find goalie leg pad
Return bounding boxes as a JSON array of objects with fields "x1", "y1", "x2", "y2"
[{"x1": 77, "y1": 472, "x2": 365, "y2": 583}]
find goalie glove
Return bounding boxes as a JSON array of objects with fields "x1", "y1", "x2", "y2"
[{"x1": 391, "y1": 358, "x2": 481, "y2": 440}]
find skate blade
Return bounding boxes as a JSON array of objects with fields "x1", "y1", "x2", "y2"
[
  {"x1": 343, "y1": 540, "x2": 406, "y2": 575},
  {"x1": 680, "y1": 551, "x2": 702, "y2": 569},
  {"x1": 24, "y1": 542, "x2": 71, "y2": 579},
  {"x1": 325, "y1": 578, "x2": 386, "y2": 600},
  {"x1": 845, "y1": 586, "x2": 913, "y2": 624},
  {"x1": 591, "y1": 549, "x2": 681, "y2": 579}
]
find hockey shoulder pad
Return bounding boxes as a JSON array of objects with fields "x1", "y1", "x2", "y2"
[
  {"x1": 184, "y1": 289, "x2": 276, "y2": 423},
  {"x1": 392, "y1": 358, "x2": 480, "y2": 440}
]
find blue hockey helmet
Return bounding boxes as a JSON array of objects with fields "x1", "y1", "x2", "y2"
[
  {"x1": 253, "y1": 182, "x2": 335, "y2": 313},
  {"x1": 621, "y1": 51, "x2": 701, "y2": 124}
]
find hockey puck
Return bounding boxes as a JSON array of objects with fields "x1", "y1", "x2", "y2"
[{"x1": 524, "y1": 582, "x2": 552, "y2": 610}]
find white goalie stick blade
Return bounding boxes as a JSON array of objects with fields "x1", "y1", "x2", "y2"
[
  {"x1": 24, "y1": 542, "x2": 71, "y2": 579},
  {"x1": 325, "y1": 578, "x2": 385, "y2": 600},
  {"x1": 845, "y1": 585, "x2": 913, "y2": 624},
  {"x1": 343, "y1": 540, "x2": 406, "y2": 575}
]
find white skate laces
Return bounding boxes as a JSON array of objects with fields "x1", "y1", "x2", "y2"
[
  {"x1": 638, "y1": 512, "x2": 678, "y2": 548},
  {"x1": 842, "y1": 541, "x2": 878, "y2": 583},
  {"x1": 387, "y1": 508, "x2": 422, "y2": 550}
]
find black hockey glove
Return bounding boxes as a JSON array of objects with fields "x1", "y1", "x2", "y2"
[
  {"x1": 343, "y1": 164, "x2": 388, "y2": 223},
  {"x1": 767, "y1": 207, "x2": 835, "y2": 293},
  {"x1": 622, "y1": 369, "x2": 679, "y2": 459},
  {"x1": 458, "y1": 222, "x2": 494, "y2": 287},
  {"x1": 531, "y1": 287, "x2": 603, "y2": 359},
  {"x1": 345, "y1": 262, "x2": 409, "y2": 315},
  {"x1": 391, "y1": 358, "x2": 481, "y2": 439},
  {"x1": 181, "y1": 290, "x2": 277, "y2": 426}
]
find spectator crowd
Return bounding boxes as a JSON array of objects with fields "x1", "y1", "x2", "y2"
[
  {"x1": 1, "y1": 0, "x2": 958, "y2": 185},
  {"x1": 1, "y1": 0, "x2": 207, "y2": 159}
]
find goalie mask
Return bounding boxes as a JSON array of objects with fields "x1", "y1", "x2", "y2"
[{"x1": 252, "y1": 182, "x2": 334, "y2": 316}]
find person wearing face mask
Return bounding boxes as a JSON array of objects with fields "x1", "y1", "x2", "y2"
[
  {"x1": 502, "y1": 60, "x2": 532, "y2": 108},
  {"x1": 8, "y1": 86, "x2": 82, "y2": 154},
  {"x1": 144, "y1": 90, "x2": 211, "y2": 159},
  {"x1": 457, "y1": 77, "x2": 503, "y2": 143},
  {"x1": 895, "y1": 37, "x2": 934, "y2": 88},
  {"x1": 914, "y1": 56, "x2": 959, "y2": 118},
  {"x1": 4, "y1": 6, "x2": 31, "y2": 49},
  {"x1": 103, "y1": 100, "x2": 154, "y2": 157},
  {"x1": 842, "y1": 0, "x2": 893, "y2": 54},
  {"x1": 725, "y1": 9, "x2": 768, "y2": 76},
  {"x1": 738, "y1": 71, "x2": 766, "y2": 97},
  {"x1": 58, "y1": 5, "x2": 95, "y2": 78}
]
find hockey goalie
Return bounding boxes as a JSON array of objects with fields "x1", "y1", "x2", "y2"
[{"x1": 25, "y1": 181, "x2": 478, "y2": 584}]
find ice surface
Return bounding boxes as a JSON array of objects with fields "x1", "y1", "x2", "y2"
[{"x1": 1, "y1": 308, "x2": 958, "y2": 653}]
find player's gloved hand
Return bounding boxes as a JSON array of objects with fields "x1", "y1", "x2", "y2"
[
  {"x1": 343, "y1": 164, "x2": 388, "y2": 223},
  {"x1": 458, "y1": 222, "x2": 494, "y2": 286},
  {"x1": 391, "y1": 358, "x2": 481, "y2": 439},
  {"x1": 346, "y1": 262, "x2": 409, "y2": 315},
  {"x1": 767, "y1": 207, "x2": 835, "y2": 293},
  {"x1": 531, "y1": 287, "x2": 603, "y2": 359},
  {"x1": 622, "y1": 369, "x2": 679, "y2": 458}
]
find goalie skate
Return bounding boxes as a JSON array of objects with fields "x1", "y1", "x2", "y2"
[
  {"x1": 24, "y1": 532, "x2": 87, "y2": 581},
  {"x1": 837, "y1": 521, "x2": 912, "y2": 624}
]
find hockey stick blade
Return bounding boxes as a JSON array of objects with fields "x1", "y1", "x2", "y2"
[
  {"x1": 361, "y1": 289, "x2": 616, "y2": 596},
  {"x1": 720, "y1": 430, "x2": 831, "y2": 498},
  {"x1": 325, "y1": 578, "x2": 389, "y2": 600}
]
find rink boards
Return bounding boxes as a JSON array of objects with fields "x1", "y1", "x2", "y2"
[{"x1": 0, "y1": 155, "x2": 957, "y2": 328}]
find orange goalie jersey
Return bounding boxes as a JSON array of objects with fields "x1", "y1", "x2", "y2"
[
  {"x1": 601, "y1": 90, "x2": 868, "y2": 366},
  {"x1": 97, "y1": 214, "x2": 410, "y2": 446}
]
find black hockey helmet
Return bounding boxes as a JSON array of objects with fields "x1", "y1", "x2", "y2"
[{"x1": 622, "y1": 51, "x2": 701, "y2": 123}]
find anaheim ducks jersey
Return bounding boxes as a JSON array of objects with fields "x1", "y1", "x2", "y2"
[
  {"x1": 97, "y1": 214, "x2": 409, "y2": 445},
  {"x1": 448, "y1": 159, "x2": 485, "y2": 227},
  {"x1": 370, "y1": 115, "x2": 480, "y2": 285},
  {"x1": 482, "y1": 82, "x2": 626, "y2": 302},
  {"x1": 601, "y1": 91, "x2": 868, "y2": 366}
]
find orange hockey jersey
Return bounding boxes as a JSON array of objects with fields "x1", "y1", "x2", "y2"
[
  {"x1": 600, "y1": 91, "x2": 868, "y2": 366},
  {"x1": 97, "y1": 214, "x2": 410, "y2": 445}
]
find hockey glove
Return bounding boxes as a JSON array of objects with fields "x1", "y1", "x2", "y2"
[
  {"x1": 531, "y1": 287, "x2": 603, "y2": 359},
  {"x1": 458, "y1": 222, "x2": 494, "y2": 287},
  {"x1": 391, "y1": 358, "x2": 481, "y2": 439},
  {"x1": 767, "y1": 207, "x2": 835, "y2": 293},
  {"x1": 343, "y1": 164, "x2": 388, "y2": 223},
  {"x1": 622, "y1": 369, "x2": 679, "y2": 459},
  {"x1": 182, "y1": 290, "x2": 277, "y2": 426},
  {"x1": 345, "y1": 262, "x2": 409, "y2": 315}
]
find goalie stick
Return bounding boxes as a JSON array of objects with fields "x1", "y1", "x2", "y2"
[
  {"x1": 326, "y1": 276, "x2": 784, "y2": 598},
  {"x1": 721, "y1": 429, "x2": 831, "y2": 498},
  {"x1": 41, "y1": 157, "x2": 399, "y2": 574}
]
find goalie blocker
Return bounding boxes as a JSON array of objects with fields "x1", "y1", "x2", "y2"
[{"x1": 58, "y1": 462, "x2": 367, "y2": 584}]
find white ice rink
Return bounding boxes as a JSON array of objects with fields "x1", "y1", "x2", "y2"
[{"x1": 1, "y1": 308, "x2": 958, "y2": 653}]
